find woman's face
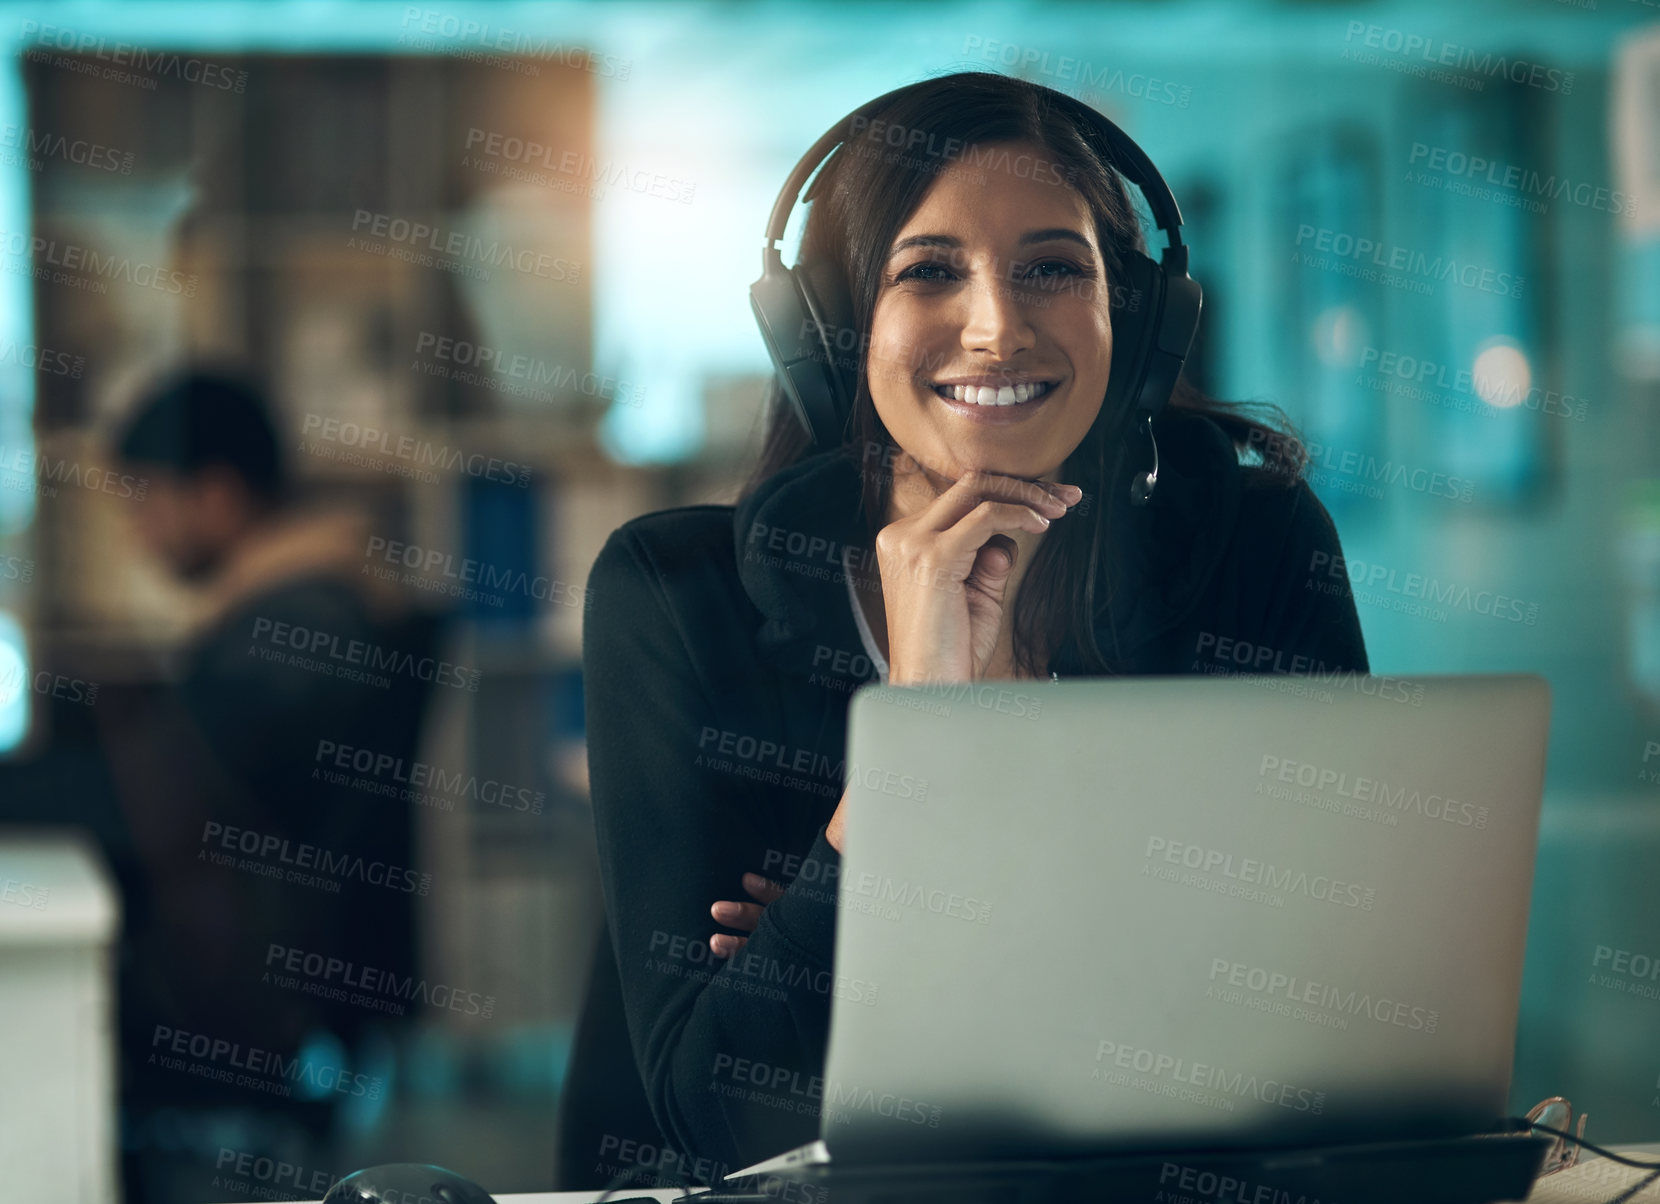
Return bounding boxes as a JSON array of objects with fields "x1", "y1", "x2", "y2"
[{"x1": 865, "y1": 138, "x2": 1113, "y2": 489}]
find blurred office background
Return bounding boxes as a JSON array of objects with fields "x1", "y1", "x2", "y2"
[{"x1": 0, "y1": 0, "x2": 1656, "y2": 1198}]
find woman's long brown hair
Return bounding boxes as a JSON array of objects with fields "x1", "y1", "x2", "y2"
[{"x1": 739, "y1": 70, "x2": 1309, "y2": 677}]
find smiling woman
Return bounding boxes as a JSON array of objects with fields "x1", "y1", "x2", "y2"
[
  {"x1": 743, "y1": 71, "x2": 1333, "y2": 688},
  {"x1": 560, "y1": 71, "x2": 1371, "y2": 1189},
  {"x1": 853, "y1": 143, "x2": 1120, "y2": 686}
]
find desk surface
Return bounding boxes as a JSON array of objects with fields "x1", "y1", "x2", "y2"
[
  {"x1": 494, "y1": 1194, "x2": 682, "y2": 1203},
  {"x1": 1523, "y1": 1145, "x2": 1660, "y2": 1204},
  {"x1": 484, "y1": 1155, "x2": 1660, "y2": 1203},
  {"x1": 244, "y1": 1145, "x2": 1660, "y2": 1204},
  {"x1": 491, "y1": 1194, "x2": 683, "y2": 1203}
]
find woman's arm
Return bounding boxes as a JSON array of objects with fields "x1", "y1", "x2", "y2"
[{"x1": 583, "y1": 525, "x2": 844, "y2": 1172}]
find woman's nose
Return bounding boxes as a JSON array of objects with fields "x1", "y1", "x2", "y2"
[{"x1": 958, "y1": 268, "x2": 1037, "y2": 359}]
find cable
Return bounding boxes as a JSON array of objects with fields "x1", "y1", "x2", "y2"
[
  {"x1": 1522, "y1": 1121, "x2": 1660, "y2": 1171},
  {"x1": 1608, "y1": 1172, "x2": 1660, "y2": 1204},
  {"x1": 1523, "y1": 1117, "x2": 1660, "y2": 1202}
]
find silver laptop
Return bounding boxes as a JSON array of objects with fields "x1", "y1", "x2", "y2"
[{"x1": 728, "y1": 672, "x2": 1551, "y2": 1180}]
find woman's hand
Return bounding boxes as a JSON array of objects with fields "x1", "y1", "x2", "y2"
[
  {"x1": 709, "y1": 871, "x2": 787, "y2": 957},
  {"x1": 827, "y1": 790, "x2": 850, "y2": 854},
  {"x1": 875, "y1": 469, "x2": 1082, "y2": 685}
]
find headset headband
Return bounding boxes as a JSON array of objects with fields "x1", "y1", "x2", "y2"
[{"x1": 761, "y1": 80, "x2": 1191, "y2": 272}]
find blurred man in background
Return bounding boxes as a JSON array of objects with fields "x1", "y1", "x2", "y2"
[{"x1": 3, "y1": 369, "x2": 443, "y2": 1200}]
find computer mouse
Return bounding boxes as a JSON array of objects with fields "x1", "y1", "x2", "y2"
[{"x1": 321, "y1": 1163, "x2": 496, "y2": 1204}]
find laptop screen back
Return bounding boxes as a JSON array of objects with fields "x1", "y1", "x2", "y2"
[{"x1": 821, "y1": 673, "x2": 1550, "y2": 1163}]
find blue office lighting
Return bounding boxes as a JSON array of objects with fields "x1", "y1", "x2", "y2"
[{"x1": 0, "y1": 609, "x2": 30, "y2": 751}]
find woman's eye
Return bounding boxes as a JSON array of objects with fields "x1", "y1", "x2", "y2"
[
  {"x1": 1024, "y1": 260, "x2": 1081, "y2": 282},
  {"x1": 890, "y1": 259, "x2": 1091, "y2": 288},
  {"x1": 895, "y1": 261, "x2": 956, "y2": 283}
]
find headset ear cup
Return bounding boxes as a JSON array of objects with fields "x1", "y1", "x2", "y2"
[
  {"x1": 795, "y1": 254, "x2": 858, "y2": 436},
  {"x1": 1105, "y1": 249, "x2": 1161, "y2": 415},
  {"x1": 750, "y1": 261, "x2": 838, "y2": 447}
]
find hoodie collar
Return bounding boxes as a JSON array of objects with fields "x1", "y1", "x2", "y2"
[
  {"x1": 733, "y1": 410, "x2": 1243, "y2": 679},
  {"x1": 196, "y1": 507, "x2": 406, "y2": 634}
]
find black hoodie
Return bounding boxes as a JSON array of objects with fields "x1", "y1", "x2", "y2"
[{"x1": 558, "y1": 410, "x2": 1370, "y2": 1188}]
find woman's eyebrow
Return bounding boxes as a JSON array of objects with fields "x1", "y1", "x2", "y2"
[
  {"x1": 887, "y1": 228, "x2": 1095, "y2": 257},
  {"x1": 1018, "y1": 227, "x2": 1093, "y2": 251},
  {"x1": 888, "y1": 233, "x2": 959, "y2": 257}
]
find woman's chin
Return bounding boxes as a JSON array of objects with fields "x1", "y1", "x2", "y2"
[
  {"x1": 879, "y1": 426, "x2": 1078, "y2": 486},
  {"x1": 927, "y1": 431, "x2": 1068, "y2": 479}
]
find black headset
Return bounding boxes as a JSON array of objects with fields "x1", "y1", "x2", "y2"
[{"x1": 748, "y1": 77, "x2": 1202, "y2": 506}]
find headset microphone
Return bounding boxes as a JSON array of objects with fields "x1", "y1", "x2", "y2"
[
  {"x1": 1129, "y1": 412, "x2": 1160, "y2": 507},
  {"x1": 750, "y1": 76, "x2": 1201, "y2": 507}
]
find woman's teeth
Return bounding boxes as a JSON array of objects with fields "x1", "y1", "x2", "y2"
[{"x1": 934, "y1": 382, "x2": 1054, "y2": 407}]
